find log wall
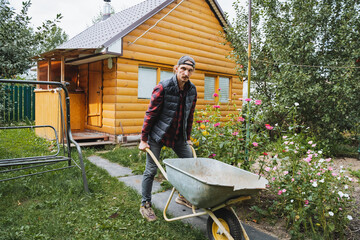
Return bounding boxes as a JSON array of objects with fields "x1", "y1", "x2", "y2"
[{"x1": 98, "y1": 0, "x2": 243, "y2": 135}]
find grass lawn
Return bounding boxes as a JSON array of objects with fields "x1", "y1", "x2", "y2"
[{"x1": 0, "y1": 129, "x2": 206, "y2": 240}]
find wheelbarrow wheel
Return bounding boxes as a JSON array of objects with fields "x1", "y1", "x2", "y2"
[{"x1": 206, "y1": 208, "x2": 243, "y2": 240}]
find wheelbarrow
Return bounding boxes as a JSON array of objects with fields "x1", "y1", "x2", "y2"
[{"x1": 146, "y1": 147, "x2": 268, "y2": 240}]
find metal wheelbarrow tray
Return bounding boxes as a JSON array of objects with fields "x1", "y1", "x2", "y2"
[{"x1": 164, "y1": 157, "x2": 268, "y2": 209}]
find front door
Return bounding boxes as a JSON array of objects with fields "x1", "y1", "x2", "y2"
[{"x1": 87, "y1": 61, "x2": 103, "y2": 127}]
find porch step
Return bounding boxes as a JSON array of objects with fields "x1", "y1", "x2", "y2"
[
  {"x1": 65, "y1": 131, "x2": 114, "y2": 147},
  {"x1": 71, "y1": 132, "x2": 109, "y2": 142},
  {"x1": 70, "y1": 141, "x2": 114, "y2": 147}
]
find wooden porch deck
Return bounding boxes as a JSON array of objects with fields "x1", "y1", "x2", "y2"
[{"x1": 68, "y1": 130, "x2": 115, "y2": 147}]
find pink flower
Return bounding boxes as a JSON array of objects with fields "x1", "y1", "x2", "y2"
[
  {"x1": 252, "y1": 142, "x2": 258, "y2": 147},
  {"x1": 245, "y1": 98, "x2": 252, "y2": 102},
  {"x1": 237, "y1": 117, "x2": 245, "y2": 122},
  {"x1": 284, "y1": 141, "x2": 289, "y2": 145},
  {"x1": 209, "y1": 153, "x2": 216, "y2": 158},
  {"x1": 265, "y1": 167, "x2": 271, "y2": 172},
  {"x1": 232, "y1": 131, "x2": 239, "y2": 136},
  {"x1": 196, "y1": 120, "x2": 203, "y2": 123},
  {"x1": 304, "y1": 200, "x2": 309, "y2": 205},
  {"x1": 278, "y1": 190, "x2": 283, "y2": 195},
  {"x1": 213, "y1": 93, "x2": 219, "y2": 97},
  {"x1": 272, "y1": 177, "x2": 276, "y2": 181},
  {"x1": 263, "y1": 152, "x2": 268, "y2": 156},
  {"x1": 317, "y1": 172, "x2": 321, "y2": 176},
  {"x1": 238, "y1": 98, "x2": 243, "y2": 101},
  {"x1": 282, "y1": 189, "x2": 286, "y2": 193},
  {"x1": 328, "y1": 167, "x2": 333, "y2": 171},
  {"x1": 218, "y1": 88, "x2": 221, "y2": 91},
  {"x1": 265, "y1": 124, "x2": 274, "y2": 130},
  {"x1": 255, "y1": 100, "x2": 262, "y2": 105},
  {"x1": 283, "y1": 171, "x2": 289, "y2": 175},
  {"x1": 312, "y1": 144, "x2": 316, "y2": 147},
  {"x1": 291, "y1": 178, "x2": 295, "y2": 182},
  {"x1": 273, "y1": 166, "x2": 277, "y2": 171},
  {"x1": 213, "y1": 105, "x2": 220, "y2": 109},
  {"x1": 332, "y1": 172, "x2": 337, "y2": 176},
  {"x1": 214, "y1": 123, "x2": 220, "y2": 127},
  {"x1": 308, "y1": 141, "x2": 313, "y2": 144}
]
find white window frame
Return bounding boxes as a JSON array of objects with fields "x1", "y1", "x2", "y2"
[
  {"x1": 138, "y1": 66, "x2": 157, "y2": 99},
  {"x1": 219, "y1": 77, "x2": 230, "y2": 103},
  {"x1": 204, "y1": 76, "x2": 215, "y2": 101},
  {"x1": 160, "y1": 70, "x2": 174, "y2": 82}
]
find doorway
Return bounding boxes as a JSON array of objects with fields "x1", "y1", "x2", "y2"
[{"x1": 87, "y1": 61, "x2": 103, "y2": 127}]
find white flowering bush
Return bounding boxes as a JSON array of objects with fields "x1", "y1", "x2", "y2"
[{"x1": 261, "y1": 135, "x2": 355, "y2": 239}]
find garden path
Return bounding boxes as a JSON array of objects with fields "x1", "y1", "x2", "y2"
[{"x1": 88, "y1": 155, "x2": 279, "y2": 240}]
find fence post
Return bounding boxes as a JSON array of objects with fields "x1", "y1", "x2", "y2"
[{"x1": 14, "y1": 86, "x2": 19, "y2": 121}]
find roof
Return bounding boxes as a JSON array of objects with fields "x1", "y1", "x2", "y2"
[
  {"x1": 38, "y1": 0, "x2": 230, "y2": 62},
  {"x1": 58, "y1": 0, "x2": 173, "y2": 49}
]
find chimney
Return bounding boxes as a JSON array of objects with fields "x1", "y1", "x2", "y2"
[{"x1": 102, "y1": 0, "x2": 111, "y2": 21}]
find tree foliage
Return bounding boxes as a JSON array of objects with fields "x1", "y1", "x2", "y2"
[
  {"x1": 0, "y1": 0, "x2": 68, "y2": 78},
  {"x1": 226, "y1": 0, "x2": 360, "y2": 145}
]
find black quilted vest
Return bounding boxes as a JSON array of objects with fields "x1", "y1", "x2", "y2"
[{"x1": 150, "y1": 75, "x2": 197, "y2": 143}]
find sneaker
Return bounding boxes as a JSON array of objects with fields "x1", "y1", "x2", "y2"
[
  {"x1": 139, "y1": 202, "x2": 157, "y2": 222},
  {"x1": 175, "y1": 195, "x2": 193, "y2": 209}
]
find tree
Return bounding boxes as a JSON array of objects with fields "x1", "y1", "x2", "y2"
[
  {"x1": 0, "y1": 0, "x2": 68, "y2": 78},
  {"x1": 226, "y1": 0, "x2": 360, "y2": 146}
]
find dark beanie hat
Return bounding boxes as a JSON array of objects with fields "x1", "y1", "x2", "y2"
[{"x1": 177, "y1": 55, "x2": 195, "y2": 68}]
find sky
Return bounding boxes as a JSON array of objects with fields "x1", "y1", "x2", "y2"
[{"x1": 9, "y1": 0, "x2": 246, "y2": 39}]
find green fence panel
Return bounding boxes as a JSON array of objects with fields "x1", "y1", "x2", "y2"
[{"x1": 1, "y1": 84, "x2": 35, "y2": 122}]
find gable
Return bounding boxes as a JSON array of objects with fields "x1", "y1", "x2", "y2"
[{"x1": 121, "y1": 0, "x2": 236, "y2": 74}]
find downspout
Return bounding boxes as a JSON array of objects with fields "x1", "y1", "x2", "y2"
[{"x1": 244, "y1": 0, "x2": 252, "y2": 169}]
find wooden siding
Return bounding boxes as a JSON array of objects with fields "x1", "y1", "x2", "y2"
[
  {"x1": 121, "y1": 0, "x2": 236, "y2": 74},
  {"x1": 35, "y1": 90, "x2": 64, "y2": 140},
  {"x1": 107, "y1": 0, "x2": 243, "y2": 135}
]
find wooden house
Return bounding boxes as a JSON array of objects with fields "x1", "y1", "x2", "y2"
[{"x1": 35, "y1": 0, "x2": 242, "y2": 144}]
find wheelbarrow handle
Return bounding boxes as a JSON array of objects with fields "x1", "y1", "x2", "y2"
[
  {"x1": 190, "y1": 145, "x2": 197, "y2": 158},
  {"x1": 145, "y1": 148, "x2": 168, "y2": 180},
  {"x1": 145, "y1": 145, "x2": 197, "y2": 181}
]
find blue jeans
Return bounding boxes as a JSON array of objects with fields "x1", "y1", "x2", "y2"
[{"x1": 141, "y1": 137, "x2": 193, "y2": 205}]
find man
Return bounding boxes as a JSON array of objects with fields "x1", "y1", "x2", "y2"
[{"x1": 138, "y1": 55, "x2": 197, "y2": 221}]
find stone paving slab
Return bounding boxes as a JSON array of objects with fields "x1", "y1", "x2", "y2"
[{"x1": 88, "y1": 155, "x2": 133, "y2": 177}]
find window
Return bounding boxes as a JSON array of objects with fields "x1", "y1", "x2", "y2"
[
  {"x1": 204, "y1": 76, "x2": 230, "y2": 102},
  {"x1": 219, "y1": 77, "x2": 230, "y2": 103},
  {"x1": 204, "y1": 76, "x2": 215, "y2": 100},
  {"x1": 138, "y1": 66, "x2": 157, "y2": 99},
  {"x1": 160, "y1": 70, "x2": 173, "y2": 82}
]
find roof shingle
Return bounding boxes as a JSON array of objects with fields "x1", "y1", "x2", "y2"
[{"x1": 58, "y1": 0, "x2": 172, "y2": 49}]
